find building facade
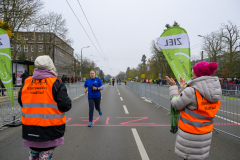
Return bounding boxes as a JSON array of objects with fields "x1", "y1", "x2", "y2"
[{"x1": 11, "y1": 32, "x2": 74, "y2": 78}]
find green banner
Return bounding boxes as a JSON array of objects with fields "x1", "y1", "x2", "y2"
[
  {"x1": 0, "y1": 28, "x2": 14, "y2": 106},
  {"x1": 157, "y1": 26, "x2": 191, "y2": 134},
  {"x1": 157, "y1": 26, "x2": 191, "y2": 82}
]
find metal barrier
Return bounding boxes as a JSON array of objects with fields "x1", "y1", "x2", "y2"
[
  {"x1": 0, "y1": 87, "x2": 22, "y2": 129},
  {"x1": 0, "y1": 82, "x2": 85, "y2": 129},
  {"x1": 127, "y1": 82, "x2": 240, "y2": 139},
  {"x1": 65, "y1": 82, "x2": 85, "y2": 99}
]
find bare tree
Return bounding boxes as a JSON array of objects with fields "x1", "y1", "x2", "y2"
[
  {"x1": 0, "y1": 0, "x2": 44, "y2": 35},
  {"x1": 220, "y1": 21, "x2": 240, "y2": 77},
  {"x1": 35, "y1": 11, "x2": 73, "y2": 45},
  {"x1": 31, "y1": 12, "x2": 73, "y2": 62},
  {"x1": 201, "y1": 31, "x2": 225, "y2": 62},
  {"x1": 150, "y1": 40, "x2": 174, "y2": 79}
]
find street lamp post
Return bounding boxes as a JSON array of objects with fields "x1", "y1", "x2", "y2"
[
  {"x1": 198, "y1": 35, "x2": 211, "y2": 62},
  {"x1": 80, "y1": 46, "x2": 90, "y2": 81}
]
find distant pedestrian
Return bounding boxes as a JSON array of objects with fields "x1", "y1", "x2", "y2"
[
  {"x1": 0, "y1": 80, "x2": 6, "y2": 96},
  {"x1": 112, "y1": 77, "x2": 115, "y2": 86},
  {"x1": 166, "y1": 61, "x2": 221, "y2": 160},
  {"x1": 71, "y1": 76, "x2": 74, "y2": 83},
  {"x1": 20, "y1": 70, "x2": 29, "y2": 85},
  {"x1": 117, "y1": 80, "x2": 118, "y2": 84},
  {"x1": 67, "y1": 76, "x2": 69, "y2": 83},
  {"x1": 84, "y1": 70, "x2": 104, "y2": 127},
  {"x1": 13, "y1": 72, "x2": 16, "y2": 86},
  {"x1": 18, "y1": 55, "x2": 71, "y2": 160},
  {"x1": 62, "y1": 76, "x2": 68, "y2": 83}
]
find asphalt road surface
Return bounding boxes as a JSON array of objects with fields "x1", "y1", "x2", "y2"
[{"x1": 0, "y1": 84, "x2": 240, "y2": 160}]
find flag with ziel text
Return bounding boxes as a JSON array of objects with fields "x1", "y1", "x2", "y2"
[
  {"x1": 157, "y1": 26, "x2": 191, "y2": 133},
  {"x1": 157, "y1": 26, "x2": 191, "y2": 82},
  {"x1": 0, "y1": 28, "x2": 14, "y2": 106}
]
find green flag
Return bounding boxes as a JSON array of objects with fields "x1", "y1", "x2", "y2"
[
  {"x1": 157, "y1": 26, "x2": 191, "y2": 134},
  {"x1": 157, "y1": 26, "x2": 191, "y2": 82},
  {"x1": 0, "y1": 28, "x2": 14, "y2": 106}
]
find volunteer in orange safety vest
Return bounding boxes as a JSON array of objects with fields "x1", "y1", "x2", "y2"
[
  {"x1": 166, "y1": 61, "x2": 221, "y2": 160},
  {"x1": 18, "y1": 55, "x2": 71, "y2": 159}
]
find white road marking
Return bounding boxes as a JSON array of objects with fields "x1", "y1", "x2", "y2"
[
  {"x1": 215, "y1": 115, "x2": 240, "y2": 125},
  {"x1": 218, "y1": 109, "x2": 240, "y2": 116},
  {"x1": 131, "y1": 128, "x2": 150, "y2": 160},
  {"x1": 120, "y1": 97, "x2": 123, "y2": 101},
  {"x1": 123, "y1": 105, "x2": 129, "y2": 114},
  {"x1": 118, "y1": 93, "x2": 120, "y2": 95},
  {"x1": 141, "y1": 97, "x2": 152, "y2": 103}
]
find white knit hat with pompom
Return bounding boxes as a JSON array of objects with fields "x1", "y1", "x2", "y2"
[{"x1": 34, "y1": 55, "x2": 57, "y2": 75}]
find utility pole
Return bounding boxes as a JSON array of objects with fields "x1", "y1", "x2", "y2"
[
  {"x1": 208, "y1": 41, "x2": 211, "y2": 62},
  {"x1": 81, "y1": 49, "x2": 82, "y2": 79},
  {"x1": 201, "y1": 51, "x2": 203, "y2": 61},
  {"x1": 80, "y1": 46, "x2": 90, "y2": 81},
  {"x1": 198, "y1": 35, "x2": 211, "y2": 62}
]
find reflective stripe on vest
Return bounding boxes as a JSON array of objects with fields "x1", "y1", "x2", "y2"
[
  {"x1": 179, "y1": 89, "x2": 221, "y2": 134},
  {"x1": 21, "y1": 77, "x2": 66, "y2": 127},
  {"x1": 180, "y1": 116, "x2": 213, "y2": 127},
  {"x1": 182, "y1": 108, "x2": 214, "y2": 120},
  {"x1": 22, "y1": 112, "x2": 65, "y2": 119},
  {"x1": 22, "y1": 103, "x2": 58, "y2": 109}
]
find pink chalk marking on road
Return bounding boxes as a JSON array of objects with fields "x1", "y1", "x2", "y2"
[
  {"x1": 67, "y1": 124, "x2": 171, "y2": 126},
  {"x1": 66, "y1": 118, "x2": 72, "y2": 123},
  {"x1": 117, "y1": 117, "x2": 148, "y2": 118},
  {"x1": 66, "y1": 123, "x2": 240, "y2": 127},
  {"x1": 118, "y1": 117, "x2": 149, "y2": 124},
  {"x1": 92, "y1": 117, "x2": 100, "y2": 124},
  {"x1": 106, "y1": 117, "x2": 109, "y2": 125},
  {"x1": 79, "y1": 117, "x2": 100, "y2": 124},
  {"x1": 124, "y1": 123, "x2": 155, "y2": 125}
]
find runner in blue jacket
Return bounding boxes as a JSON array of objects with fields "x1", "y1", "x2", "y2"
[{"x1": 84, "y1": 70, "x2": 104, "y2": 127}]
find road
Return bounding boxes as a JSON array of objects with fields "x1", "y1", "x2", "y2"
[{"x1": 0, "y1": 84, "x2": 240, "y2": 160}]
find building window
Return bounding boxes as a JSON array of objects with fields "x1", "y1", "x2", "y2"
[
  {"x1": 31, "y1": 56, "x2": 34, "y2": 61},
  {"x1": 11, "y1": 44, "x2": 14, "y2": 51},
  {"x1": 31, "y1": 45, "x2": 34, "y2": 52},
  {"x1": 24, "y1": 45, "x2": 28, "y2": 52},
  {"x1": 17, "y1": 45, "x2": 21, "y2": 51},
  {"x1": 39, "y1": 35, "x2": 43, "y2": 40},
  {"x1": 32, "y1": 35, "x2": 35, "y2": 40},
  {"x1": 24, "y1": 36, "x2": 28, "y2": 40},
  {"x1": 17, "y1": 35, "x2": 21, "y2": 40},
  {"x1": 38, "y1": 45, "x2": 43, "y2": 52},
  {"x1": 26, "y1": 57, "x2": 28, "y2": 60}
]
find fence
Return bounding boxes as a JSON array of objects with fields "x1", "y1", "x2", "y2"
[
  {"x1": 127, "y1": 82, "x2": 240, "y2": 139},
  {"x1": 0, "y1": 82, "x2": 85, "y2": 129}
]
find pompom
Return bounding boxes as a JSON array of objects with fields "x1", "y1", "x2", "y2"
[{"x1": 209, "y1": 62, "x2": 218, "y2": 71}]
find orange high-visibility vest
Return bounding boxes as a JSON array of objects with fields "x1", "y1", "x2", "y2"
[
  {"x1": 21, "y1": 77, "x2": 66, "y2": 127},
  {"x1": 178, "y1": 89, "x2": 221, "y2": 134}
]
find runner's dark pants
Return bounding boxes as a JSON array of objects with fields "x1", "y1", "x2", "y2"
[{"x1": 88, "y1": 97, "x2": 101, "y2": 122}]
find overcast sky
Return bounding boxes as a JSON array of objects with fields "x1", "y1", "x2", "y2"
[{"x1": 43, "y1": 0, "x2": 240, "y2": 76}]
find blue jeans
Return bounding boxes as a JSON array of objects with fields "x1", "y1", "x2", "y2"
[{"x1": 88, "y1": 97, "x2": 101, "y2": 122}]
